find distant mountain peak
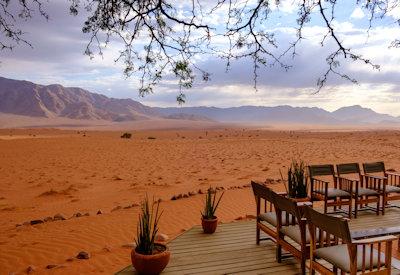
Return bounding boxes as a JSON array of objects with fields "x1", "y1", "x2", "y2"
[
  {"x1": 0, "y1": 76, "x2": 398, "y2": 126},
  {"x1": 0, "y1": 76, "x2": 158, "y2": 121}
]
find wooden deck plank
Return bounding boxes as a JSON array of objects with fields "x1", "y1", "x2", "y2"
[{"x1": 116, "y1": 206, "x2": 400, "y2": 275}]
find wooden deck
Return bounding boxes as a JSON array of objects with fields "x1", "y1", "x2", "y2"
[{"x1": 116, "y1": 207, "x2": 400, "y2": 274}]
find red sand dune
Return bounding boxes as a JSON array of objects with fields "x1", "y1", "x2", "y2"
[{"x1": 1, "y1": 129, "x2": 400, "y2": 274}]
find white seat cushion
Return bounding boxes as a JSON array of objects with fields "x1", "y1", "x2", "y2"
[
  {"x1": 354, "y1": 187, "x2": 379, "y2": 196},
  {"x1": 315, "y1": 244, "x2": 384, "y2": 272},
  {"x1": 315, "y1": 188, "x2": 350, "y2": 198},
  {"x1": 385, "y1": 185, "x2": 400, "y2": 193},
  {"x1": 259, "y1": 211, "x2": 290, "y2": 227}
]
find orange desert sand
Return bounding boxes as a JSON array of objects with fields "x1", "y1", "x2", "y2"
[{"x1": 1, "y1": 128, "x2": 400, "y2": 274}]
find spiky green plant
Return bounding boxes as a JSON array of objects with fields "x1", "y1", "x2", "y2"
[
  {"x1": 281, "y1": 160, "x2": 308, "y2": 198},
  {"x1": 135, "y1": 196, "x2": 163, "y2": 255},
  {"x1": 201, "y1": 188, "x2": 224, "y2": 219}
]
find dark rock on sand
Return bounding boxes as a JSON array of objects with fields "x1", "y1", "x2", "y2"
[
  {"x1": 30, "y1": 220, "x2": 44, "y2": 225},
  {"x1": 76, "y1": 251, "x2": 90, "y2": 259},
  {"x1": 53, "y1": 213, "x2": 66, "y2": 221},
  {"x1": 44, "y1": 217, "x2": 53, "y2": 222},
  {"x1": 26, "y1": 265, "x2": 36, "y2": 273},
  {"x1": 73, "y1": 212, "x2": 82, "y2": 218}
]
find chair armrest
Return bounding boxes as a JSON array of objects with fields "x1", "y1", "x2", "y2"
[
  {"x1": 352, "y1": 235, "x2": 398, "y2": 245},
  {"x1": 362, "y1": 174, "x2": 386, "y2": 191},
  {"x1": 337, "y1": 175, "x2": 359, "y2": 183},
  {"x1": 276, "y1": 192, "x2": 287, "y2": 196},
  {"x1": 386, "y1": 171, "x2": 400, "y2": 177},
  {"x1": 336, "y1": 176, "x2": 355, "y2": 193},
  {"x1": 364, "y1": 174, "x2": 387, "y2": 180},
  {"x1": 311, "y1": 178, "x2": 329, "y2": 187}
]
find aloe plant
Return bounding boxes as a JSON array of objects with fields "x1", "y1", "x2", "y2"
[
  {"x1": 201, "y1": 188, "x2": 224, "y2": 219},
  {"x1": 282, "y1": 160, "x2": 309, "y2": 199},
  {"x1": 135, "y1": 196, "x2": 163, "y2": 255}
]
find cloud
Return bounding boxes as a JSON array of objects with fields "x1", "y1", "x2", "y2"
[
  {"x1": 350, "y1": 7, "x2": 365, "y2": 19},
  {"x1": 0, "y1": 1, "x2": 399, "y2": 116}
]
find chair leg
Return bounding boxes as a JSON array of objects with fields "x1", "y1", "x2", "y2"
[
  {"x1": 256, "y1": 224, "x2": 260, "y2": 245},
  {"x1": 333, "y1": 266, "x2": 338, "y2": 274},
  {"x1": 398, "y1": 238, "x2": 400, "y2": 252},
  {"x1": 301, "y1": 258, "x2": 306, "y2": 275},
  {"x1": 309, "y1": 259, "x2": 314, "y2": 275},
  {"x1": 354, "y1": 196, "x2": 358, "y2": 219},
  {"x1": 334, "y1": 198, "x2": 337, "y2": 212},
  {"x1": 348, "y1": 198, "x2": 352, "y2": 219},
  {"x1": 382, "y1": 194, "x2": 386, "y2": 215},
  {"x1": 376, "y1": 195, "x2": 380, "y2": 216},
  {"x1": 324, "y1": 198, "x2": 328, "y2": 214},
  {"x1": 276, "y1": 243, "x2": 282, "y2": 263}
]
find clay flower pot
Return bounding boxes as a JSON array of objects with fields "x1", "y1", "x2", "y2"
[
  {"x1": 202, "y1": 216, "x2": 218, "y2": 234},
  {"x1": 131, "y1": 244, "x2": 170, "y2": 275}
]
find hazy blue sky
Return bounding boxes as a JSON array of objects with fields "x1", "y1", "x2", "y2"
[{"x1": 1, "y1": 1, "x2": 399, "y2": 115}]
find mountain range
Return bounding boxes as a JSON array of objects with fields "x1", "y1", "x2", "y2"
[{"x1": 0, "y1": 76, "x2": 399, "y2": 128}]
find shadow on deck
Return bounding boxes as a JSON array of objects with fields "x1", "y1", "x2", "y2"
[{"x1": 116, "y1": 207, "x2": 400, "y2": 274}]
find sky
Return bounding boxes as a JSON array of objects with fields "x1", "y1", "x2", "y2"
[{"x1": 1, "y1": 0, "x2": 400, "y2": 116}]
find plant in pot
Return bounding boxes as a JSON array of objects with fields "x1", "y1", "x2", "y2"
[
  {"x1": 131, "y1": 196, "x2": 170, "y2": 275},
  {"x1": 201, "y1": 187, "x2": 224, "y2": 234},
  {"x1": 281, "y1": 160, "x2": 309, "y2": 202}
]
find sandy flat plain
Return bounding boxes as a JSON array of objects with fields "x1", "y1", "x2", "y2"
[{"x1": 1, "y1": 128, "x2": 400, "y2": 274}]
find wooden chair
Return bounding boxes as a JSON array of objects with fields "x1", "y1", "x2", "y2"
[
  {"x1": 272, "y1": 190, "x2": 311, "y2": 275},
  {"x1": 363, "y1": 162, "x2": 400, "y2": 215},
  {"x1": 251, "y1": 181, "x2": 286, "y2": 244},
  {"x1": 305, "y1": 206, "x2": 396, "y2": 274},
  {"x1": 336, "y1": 163, "x2": 380, "y2": 218},
  {"x1": 309, "y1": 164, "x2": 352, "y2": 218}
]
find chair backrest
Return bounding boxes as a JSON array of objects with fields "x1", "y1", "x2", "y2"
[
  {"x1": 336, "y1": 163, "x2": 360, "y2": 176},
  {"x1": 271, "y1": 191, "x2": 301, "y2": 226},
  {"x1": 251, "y1": 181, "x2": 275, "y2": 214},
  {"x1": 363, "y1": 161, "x2": 385, "y2": 174},
  {"x1": 308, "y1": 164, "x2": 335, "y2": 178},
  {"x1": 272, "y1": 192, "x2": 298, "y2": 216},
  {"x1": 251, "y1": 181, "x2": 272, "y2": 201},
  {"x1": 304, "y1": 206, "x2": 352, "y2": 244}
]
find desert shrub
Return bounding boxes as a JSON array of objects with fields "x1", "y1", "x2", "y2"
[
  {"x1": 201, "y1": 188, "x2": 224, "y2": 219},
  {"x1": 135, "y1": 197, "x2": 162, "y2": 255},
  {"x1": 281, "y1": 159, "x2": 308, "y2": 199},
  {"x1": 121, "y1": 132, "x2": 132, "y2": 139}
]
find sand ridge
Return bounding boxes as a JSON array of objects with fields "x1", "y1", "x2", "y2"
[{"x1": 1, "y1": 129, "x2": 400, "y2": 274}]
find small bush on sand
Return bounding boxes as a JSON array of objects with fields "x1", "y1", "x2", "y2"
[{"x1": 121, "y1": 132, "x2": 132, "y2": 139}]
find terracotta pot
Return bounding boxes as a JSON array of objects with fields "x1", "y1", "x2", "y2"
[
  {"x1": 131, "y1": 244, "x2": 170, "y2": 275},
  {"x1": 202, "y1": 216, "x2": 218, "y2": 234}
]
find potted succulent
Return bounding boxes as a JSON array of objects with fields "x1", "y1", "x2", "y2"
[
  {"x1": 201, "y1": 188, "x2": 224, "y2": 234},
  {"x1": 131, "y1": 197, "x2": 170, "y2": 275},
  {"x1": 281, "y1": 160, "x2": 309, "y2": 202}
]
